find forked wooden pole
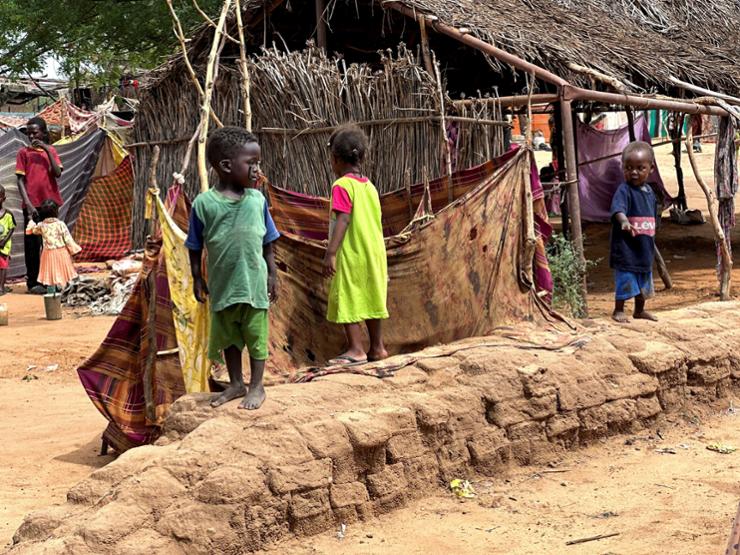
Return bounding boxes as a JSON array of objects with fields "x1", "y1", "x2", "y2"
[
  {"x1": 686, "y1": 130, "x2": 732, "y2": 300},
  {"x1": 432, "y1": 53, "x2": 453, "y2": 203},
  {"x1": 234, "y1": 0, "x2": 253, "y2": 131},
  {"x1": 197, "y1": 0, "x2": 231, "y2": 193},
  {"x1": 417, "y1": 15, "x2": 435, "y2": 76},
  {"x1": 166, "y1": 0, "x2": 224, "y2": 128}
]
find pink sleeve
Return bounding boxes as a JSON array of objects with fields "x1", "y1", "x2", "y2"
[{"x1": 331, "y1": 185, "x2": 352, "y2": 214}]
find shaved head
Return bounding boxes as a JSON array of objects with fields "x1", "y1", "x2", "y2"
[{"x1": 622, "y1": 141, "x2": 654, "y2": 163}]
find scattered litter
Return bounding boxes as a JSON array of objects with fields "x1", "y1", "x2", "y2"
[
  {"x1": 450, "y1": 479, "x2": 476, "y2": 499},
  {"x1": 337, "y1": 523, "x2": 346, "y2": 540},
  {"x1": 21, "y1": 374, "x2": 38, "y2": 381},
  {"x1": 706, "y1": 443, "x2": 736, "y2": 454},
  {"x1": 25, "y1": 365, "x2": 37, "y2": 372},
  {"x1": 656, "y1": 430, "x2": 664, "y2": 440},
  {"x1": 678, "y1": 443, "x2": 690, "y2": 450},
  {"x1": 594, "y1": 511, "x2": 619, "y2": 519},
  {"x1": 727, "y1": 401, "x2": 737, "y2": 416},
  {"x1": 365, "y1": 534, "x2": 373, "y2": 539},
  {"x1": 655, "y1": 483, "x2": 675, "y2": 490},
  {"x1": 62, "y1": 274, "x2": 137, "y2": 316},
  {"x1": 45, "y1": 364, "x2": 59, "y2": 372},
  {"x1": 655, "y1": 447, "x2": 677, "y2": 454}
]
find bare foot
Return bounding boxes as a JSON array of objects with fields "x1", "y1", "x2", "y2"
[
  {"x1": 612, "y1": 311, "x2": 630, "y2": 323},
  {"x1": 239, "y1": 385, "x2": 266, "y2": 410},
  {"x1": 210, "y1": 384, "x2": 246, "y2": 407},
  {"x1": 634, "y1": 311, "x2": 658, "y2": 321},
  {"x1": 367, "y1": 348, "x2": 389, "y2": 362}
]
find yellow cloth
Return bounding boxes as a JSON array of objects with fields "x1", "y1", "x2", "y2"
[{"x1": 154, "y1": 193, "x2": 211, "y2": 393}]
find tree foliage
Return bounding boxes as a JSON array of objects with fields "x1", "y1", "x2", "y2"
[{"x1": 0, "y1": 0, "x2": 222, "y2": 84}]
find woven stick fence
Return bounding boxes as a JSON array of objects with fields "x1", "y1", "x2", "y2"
[{"x1": 131, "y1": 46, "x2": 505, "y2": 245}]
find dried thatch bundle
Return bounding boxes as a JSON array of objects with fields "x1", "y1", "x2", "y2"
[{"x1": 132, "y1": 45, "x2": 505, "y2": 244}]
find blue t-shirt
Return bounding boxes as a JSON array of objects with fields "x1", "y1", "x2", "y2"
[
  {"x1": 609, "y1": 182, "x2": 657, "y2": 273},
  {"x1": 185, "y1": 197, "x2": 280, "y2": 251}
]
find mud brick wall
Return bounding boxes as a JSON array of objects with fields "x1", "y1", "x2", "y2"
[{"x1": 10, "y1": 302, "x2": 740, "y2": 554}]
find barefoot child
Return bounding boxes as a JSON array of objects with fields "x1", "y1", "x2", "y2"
[
  {"x1": 16, "y1": 117, "x2": 63, "y2": 294},
  {"x1": 610, "y1": 141, "x2": 659, "y2": 323},
  {"x1": 0, "y1": 186, "x2": 17, "y2": 295},
  {"x1": 25, "y1": 199, "x2": 81, "y2": 293},
  {"x1": 186, "y1": 127, "x2": 279, "y2": 410},
  {"x1": 322, "y1": 125, "x2": 388, "y2": 364}
]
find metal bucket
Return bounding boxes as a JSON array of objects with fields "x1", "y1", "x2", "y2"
[{"x1": 44, "y1": 294, "x2": 62, "y2": 321}]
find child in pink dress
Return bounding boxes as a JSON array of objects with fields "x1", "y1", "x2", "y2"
[{"x1": 25, "y1": 199, "x2": 81, "y2": 292}]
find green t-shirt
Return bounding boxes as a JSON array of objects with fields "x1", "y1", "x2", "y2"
[
  {"x1": 188, "y1": 189, "x2": 276, "y2": 313},
  {"x1": 0, "y1": 210, "x2": 16, "y2": 256}
]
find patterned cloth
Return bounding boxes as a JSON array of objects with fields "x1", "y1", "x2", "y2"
[
  {"x1": 37, "y1": 98, "x2": 98, "y2": 134},
  {"x1": 154, "y1": 189, "x2": 211, "y2": 393},
  {"x1": 77, "y1": 189, "x2": 190, "y2": 453},
  {"x1": 73, "y1": 157, "x2": 133, "y2": 261}
]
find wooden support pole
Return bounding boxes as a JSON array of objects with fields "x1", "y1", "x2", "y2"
[
  {"x1": 686, "y1": 130, "x2": 732, "y2": 300},
  {"x1": 553, "y1": 102, "x2": 569, "y2": 239},
  {"x1": 166, "y1": 0, "x2": 223, "y2": 128},
  {"x1": 315, "y1": 0, "x2": 327, "y2": 49},
  {"x1": 654, "y1": 246, "x2": 673, "y2": 290},
  {"x1": 626, "y1": 106, "x2": 636, "y2": 142},
  {"x1": 417, "y1": 15, "x2": 435, "y2": 76},
  {"x1": 432, "y1": 53, "x2": 454, "y2": 203},
  {"x1": 234, "y1": 0, "x2": 253, "y2": 131},
  {"x1": 191, "y1": 0, "x2": 239, "y2": 43},
  {"x1": 670, "y1": 112, "x2": 687, "y2": 210},
  {"x1": 143, "y1": 145, "x2": 160, "y2": 423},
  {"x1": 559, "y1": 97, "x2": 587, "y2": 309},
  {"x1": 197, "y1": 0, "x2": 230, "y2": 193}
]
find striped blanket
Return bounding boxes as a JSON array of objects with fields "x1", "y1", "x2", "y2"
[
  {"x1": 0, "y1": 128, "x2": 106, "y2": 278},
  {"x1": 77, "y1": 187, "x2": 190, "y2": 453},
  {"x1": 74, "y1": 156, "x2": 133, "y2": 261}
]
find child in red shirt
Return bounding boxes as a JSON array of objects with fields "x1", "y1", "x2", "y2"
[{"x1": 15, "y1": 117, "x2": 63, "y2": 294}]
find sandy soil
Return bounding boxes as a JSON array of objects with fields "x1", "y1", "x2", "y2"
[
  {"x1": 0, "y1": 141, "x2": 738, "y2": 551},
  {"x1": 263, "y1": 400, "x2": 740, "y2": 555}
]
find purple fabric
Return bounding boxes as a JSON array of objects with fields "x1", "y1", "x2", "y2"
[{"x1": 577, "y1": 115, "x2": 670, "y2": 222}]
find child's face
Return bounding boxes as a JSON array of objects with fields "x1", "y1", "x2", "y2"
[
  {"x1": 623, "y1": 150, "x2": 653, "y2": 187},
  {"x1": 26, "y1": 124, "x2": 44, "y2": 143},
  {"x1": 223, "y1": 142, "x2": 261, "y2": 188}
]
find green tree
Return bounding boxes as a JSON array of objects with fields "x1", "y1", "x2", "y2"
[{"x1": 0, "y1": 0, "x2": 221, "y2": 84}]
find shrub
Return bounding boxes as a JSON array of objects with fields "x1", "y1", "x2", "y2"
[{"x1": 546, "y1": 233, "x2": 596, "y2": 318}]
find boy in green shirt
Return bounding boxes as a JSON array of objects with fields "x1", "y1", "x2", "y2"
[{"x1": 186, "y1": 127, "x2": 279, "y2": 410}]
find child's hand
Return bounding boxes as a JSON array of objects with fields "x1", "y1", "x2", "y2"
[
  {"x1": 193, "y1": 277, "x2": 209, "y2": 303},
  {"x1": 322, "y1": 252, "x2": 336, "y2": 278},
  {"x1": 268, "y1": 274, "x2": 278, "y2": 302},
  {"x1": 30, "y1": 139, "x2": 46, "y2": 150},
  {"x1": 621, "y1": 221, "x2": 637, "y2": 236}
]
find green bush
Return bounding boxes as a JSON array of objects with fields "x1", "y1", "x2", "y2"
[{"x1": 546, "y1": 233, "x2": 596, "y2": 318}]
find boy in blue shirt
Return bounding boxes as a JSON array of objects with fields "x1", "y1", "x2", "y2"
[
  {"x1": 186, "y1": 127, "x2": 280, "y2": 410},
  {"x1": 610, "y1": 141, "x2": 659, "y2": 323}
]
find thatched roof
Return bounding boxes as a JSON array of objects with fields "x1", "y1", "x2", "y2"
[
  {"x1": 395, "y1": 0, "x2": 740, "y2": 91},
  {"x1": 147, "y1": 0, "x2": 740, "y2": 93}
]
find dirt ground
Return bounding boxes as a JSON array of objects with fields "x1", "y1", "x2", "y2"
[
  {"x1": 1, "y1": 141, "x2": 738, "y2": 551},
  {"x1": 264, "y1": 400, "x2": 740, "y2": 555}
]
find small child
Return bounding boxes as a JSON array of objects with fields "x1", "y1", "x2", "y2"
[
  {"x1": 25, "y1": 199, "x2": 81, "y2": 293},
  {"x1": 610, "y1": 141, "x2": 658, "y2": 323},
  {"x1": 16, "y1": 117, "x2": 63, "y2": 294},
  {"x1": 186, "y1": 127, "x2": 279, "y2": 410},
  {"x1": 322, "y1": 125, "x2": 389, "y2": 365},
  {"x1": 0, "y1": 185, "x2": 17, "y2": 295}
]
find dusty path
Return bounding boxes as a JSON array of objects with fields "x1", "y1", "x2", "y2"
[
  {"x1": 265, "y1": 401, "x2": 739, "y2": 555},
  {"x1": 0, "y1": 292, "x2": 113, "y2": 548}
]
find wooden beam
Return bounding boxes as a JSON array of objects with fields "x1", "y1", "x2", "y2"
[
  {"x1": 417, "y1": 14, "x2": 435, "y2": 76},
  {"x1": 234, "y1": 0, "x2": 253, "y2": 131},
  {"x1": 559, "y1": 97, "x2": 587, "y2": 309},
  {"x1": 669, "y1": 76, "x2": 740, "y2": 106},
  {"x1": 315, "y1": 0, "x2": 327, "y2": 49}
]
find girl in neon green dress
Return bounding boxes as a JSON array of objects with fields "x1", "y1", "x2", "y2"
[{"x1": 322, "y1": 125, "x2": 388, "y2": 365}]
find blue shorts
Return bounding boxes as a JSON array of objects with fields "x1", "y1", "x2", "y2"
[{"x1": 614, "y1": 270, "x2": 654, "y2": 301}]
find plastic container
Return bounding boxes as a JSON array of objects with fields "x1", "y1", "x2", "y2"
[
  {"x1": 0, "y1": 303, "x2": 7, "y2": 326},
  {"x1": 44, "y1": 294, "x2": 62, "y2": 321}
]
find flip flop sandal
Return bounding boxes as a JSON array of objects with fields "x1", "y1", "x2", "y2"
[{"x1": 326, "y1": 355, "x2": 368, "y2": 367}]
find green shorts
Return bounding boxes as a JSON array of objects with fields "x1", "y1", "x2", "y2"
[{"x1": 208, "y1": 303, "x2": 269, "y2": 362}]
